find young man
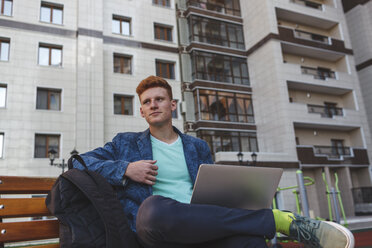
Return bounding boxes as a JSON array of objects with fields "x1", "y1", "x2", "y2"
[{"x1": 76, "y1": 76, "x2": 354, "y2": 248}]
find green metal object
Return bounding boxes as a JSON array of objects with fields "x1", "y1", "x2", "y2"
[
  {"x1": 293, "y1": 189, "x2": 301, "y2": 214},
  {"x1": 274, "y1": 176, "x2": 315, "y2": 215},
  {"x1": 334, "y1": 173, "x2": 348, "y2": 227},
  {"x1": 322, "y1": 170, "x2": 333, "y2": 221}
]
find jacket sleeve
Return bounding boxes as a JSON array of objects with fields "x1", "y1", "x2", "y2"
[
  {"x1": 73, "y1": 135, "x2": 129, "y2": 186},
  {"x1": 200, "y1": 140, "x2": 214, "y2": 164}
]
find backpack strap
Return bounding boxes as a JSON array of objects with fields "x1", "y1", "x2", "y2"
[
  {"x1": 68, "y1": 154, "x2": 87, "y2": 170},
  {"x1": 61, "y1": 169, "x2": 139, "y2": 248}
]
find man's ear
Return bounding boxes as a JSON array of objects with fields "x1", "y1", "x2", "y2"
[
  {"x1": 140, "y1": 106, "x2": 145, "y2": 118},
  {"x1": 171, "y1": 100, "x2": 177, "y2": 111}
]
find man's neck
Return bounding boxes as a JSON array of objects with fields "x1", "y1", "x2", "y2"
[{"x1": 149, "y1": 124, "x2": 178, "y2": 144}]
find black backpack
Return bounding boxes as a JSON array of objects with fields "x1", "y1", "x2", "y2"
[{"x1": 46, "y1": 155, "x2": 141, "y2": 248}]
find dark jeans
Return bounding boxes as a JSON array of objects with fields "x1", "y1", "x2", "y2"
[{"x1": 136, "y1": 195, "x2": 276, "y2": 248}]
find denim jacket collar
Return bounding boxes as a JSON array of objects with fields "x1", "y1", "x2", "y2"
[{"x1": 136, "y1": 127, "x2": 199, "y2": 183}]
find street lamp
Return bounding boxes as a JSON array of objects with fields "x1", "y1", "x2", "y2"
[
  {"x1": 237, "y1": 151, "x2": 257, "y2": 166},
  {"x1": 48, "y1": 148, "x2": 79, "y2": 173}
]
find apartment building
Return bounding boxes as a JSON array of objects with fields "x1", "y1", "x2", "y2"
[
  {"x1": 0, "y1": 0, "x2": 183, "y2": 176},
  {"x1": 0, "y1": 0, "x2": 371, "y2": 218},
  {"x1": 342, "y1": 0, "x2": 372, "y2": 154},
  {"x1": 176, "y1": 0, "x2": 372, "y2": 218}
]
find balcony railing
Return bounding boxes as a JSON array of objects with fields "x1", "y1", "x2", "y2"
[
  {"x1": 301, "y1": 66, "x2": 336, "y2": 80},
  {"x1": 187, "y1": 0, "x2": 241, "y2": 16},
  {"x1": 314, "y1": 145, "x2": 351, "y2": 159},
  {"x1": 352, "y1": 187, "x2": 372, "y2": 204},
  {"x1": 290, "y1": 0, "x2": 323, "y2": 10},
  {"x1": 294, "y1": 30, "x2": 330, "y2": 44},
  {"x1": 307, "y1": 104, "x2": 343, "y2": 118}
]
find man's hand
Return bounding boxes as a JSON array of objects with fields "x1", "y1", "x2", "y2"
[{"x1": 125, "y1": 160, "x2": 158, "y2": 185}]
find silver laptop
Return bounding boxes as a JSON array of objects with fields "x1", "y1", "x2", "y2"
[{"x1": 190, "y1": 164, "x2": 283, "y2": 210}]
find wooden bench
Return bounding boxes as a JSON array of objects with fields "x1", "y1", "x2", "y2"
[
  {"x1": 1, "y1": 175, "x2": 370, "y2": 248},
  {"x1": 0, "y1": 176, "x2": 59, "y2": 248}
]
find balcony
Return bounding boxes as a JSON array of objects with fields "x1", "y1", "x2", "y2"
[
  {"x1": 278, "y1": 27, "x2": 352, "y2": 60},
  {"x1": 283, "y1": 63, "x2": 353, "y2": 92},
  {"x1": 275, "y1": 4, "x2": 338, "y2": 30},
  {"x1": 296, "y1": 146, "x2": 370, "y2": 165},
  {"x1": 352, "y1": 187, "x2": 372, "y2": 215},
  {"x1": 186, "y1": 0, "x2": 241, "y2": 16},
  {"x1": 301, "y1": 66, "x2": 336, "y2": 80},
  {"x1": 290, "y1": 0, "x2": 322, "y2": 10},
  {"x1": 307, "y1": 104, "x2": 343, "y2": 118},
  {"x1": 289, "y1": 103, "x2": 360, "y2": 128},
  {"x1": 294, "y1": 30, "x2": 330, "y2": 45},
  {"x1": 313, "y1": 145, "x2": 351, "y2": 159}
]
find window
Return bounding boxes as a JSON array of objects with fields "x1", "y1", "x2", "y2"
[
  {"x1": 191, "y1": 51, "x2": 249, "y2": 85},
  {"x1": 34, "y1": 134, "x2": 60, "y2": 158},
  {"x1": 331, "y1": 139, "x2": 346, "y2": 157},
  {"x1": 154, "y1": 24, "x2": 173, "y2": 41},
  {"x1": 38, "y1": 44, "x2": 62, "y2": 66},
  {"x1": 36, "y1": 88, "x2": 61, "y2": 110},
  {"x1": 197, "y1": 130, "x2": 258, "y2": 154},
  {"x1": 156, "y1": 60, "x2": 175, "y2": 79},
  {"x1": 189, "y1": 15, "x2": 245, "y2": 49},
  {"x1": 0, "y1": 0, "x2": 12, "y2": 16},
  {"x1": 0, "y1": 84, "x2": 7, "y2": 108},
  {"x1": 112, "y1": 15, "x2": 131, "y2": 36},
  {"x1": 40, "y1": 2, "x2": 63, "y2": 25},
  {"x1": 113, "y1": 54, "x2": 132, "y2": 74},
  {"x1": 0, "y1": 133, "x2": 3, "y2": 158},
  {"x1": 0, "y1": 38, "x2": 10, "y2": 61},
  {"x1": 194, "y1": 89, "x2": 254, "y2": 123},
  {"x1": 172, "y1": 100, "x2": 178, "y2": 119},
  {"x1": 153, "y1": 0, "x2": 170, "y2": 7},
  {"x1": 114, "y1": 95, "x2": 133, "y2": 115},
  {"x1": 187, "y1": 0, "x2": 241, "y2": 16}
]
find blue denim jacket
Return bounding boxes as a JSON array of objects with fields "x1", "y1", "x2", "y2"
[{"x1": 74, "y1": 127, "x2": 213, "y2": 231}]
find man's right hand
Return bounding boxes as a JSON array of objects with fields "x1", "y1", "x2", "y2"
[{"x1": 125, "y1": 160, "x2": 158, "y2": 185}]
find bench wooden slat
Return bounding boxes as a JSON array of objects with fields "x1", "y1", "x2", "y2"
[
  {"x1": 0, "y1": 220, "x2": 59, "y2": 243},
  {"x1": 0, "y1": 176, "x2": 56, "y2": 194},
  {"x1": 0, "y1": 198, "x2": 51, "y2": 218},
  {"x1": 17, "y1": 243, "x2": 59, "y2": 248}
]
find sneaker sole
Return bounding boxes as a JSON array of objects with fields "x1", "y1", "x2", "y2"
[{"x1": 326, "y1": 221, "x2": 355, "y2": 248}]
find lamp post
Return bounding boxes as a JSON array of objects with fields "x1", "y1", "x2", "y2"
[
  {"x1": 237, "y1": 151, "x2": 257, "y2": 166},
  {"x1": 48, "y1": 148, "x2": 79, "y2": 173}
]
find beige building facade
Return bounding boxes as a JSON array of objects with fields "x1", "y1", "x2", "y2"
[
  {"x1": 0, "y1": 0, "x2": 371, "y2": 219},
  {"x1": 176, "y1": 0, "x2": 372, "y2": 218}
]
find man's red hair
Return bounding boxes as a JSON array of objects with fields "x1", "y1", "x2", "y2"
[{"x1": 136, "y1": 76, "x2": 173, "y2": 100}]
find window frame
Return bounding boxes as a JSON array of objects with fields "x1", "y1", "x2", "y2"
[
  {"x1": 34, "y1": 133, "x2": 61, "y2": 158},
  {"x1": 0, "y1": 0, "x2": 13, "y2": 16},
  {"x1": 38, "y1": 43, "x2": 63, "y2": 66},
  {"x1": 0, "y1": 38, "x2": 10, "y2": 61},
  {"x1": 189, "y1": 15, "x2": 245, "y2": 49},
  {"x1": 0, "y1": 132, "x2": 4, "y2": 158},
  {"x1": 112, "y1": 15, "x2": 132, "y2": 36},
  {"x1": 153, "y1": 0, "x2": 171, "y2": 7},
  {"x1": 40, "y1": 1, "x2": 64, "y2": 25},
  {"x1": 154, "y1": 23, "x2": 173, "y2": 42},
  {"x1": 191, "y1": 51, "x2": 249, "y2": 85},
  {"x1": 36, "y1": 87, "x2": 62, "y2": 111},
  {"x1": 156, "y1": 60, "x2": 175, "y2": 79},
  {"x1": 0, "y1": 83, "x2": 7, "y2": 108},
  {"x1": 194, "y1": 89, "x2": 254, "y2": 123},
  {"x1": 197, "y1": 130, "x2": 258, "y2": 154},
  {"x1": 113, "y1": 53, "x2": 132, "y2": 74},
  {"x1": 113, "y1": 94, "x2": 134, "y2": 116},
  {"x1": 187, "y1": 0, "x2": 241, "y2": 16}
]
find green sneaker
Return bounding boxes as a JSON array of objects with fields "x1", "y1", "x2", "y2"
[{"x1": 289, "y1": 214, "x2": 355, "y2": 248}]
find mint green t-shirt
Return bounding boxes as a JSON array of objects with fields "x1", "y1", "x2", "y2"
[{"x1": 151, "y1": 135, "x2": 193, "y2": 203}]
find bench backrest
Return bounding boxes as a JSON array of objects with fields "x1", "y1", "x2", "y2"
[{"x1": 0, "y1": 176, "x2": 59, "y2": 248}]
